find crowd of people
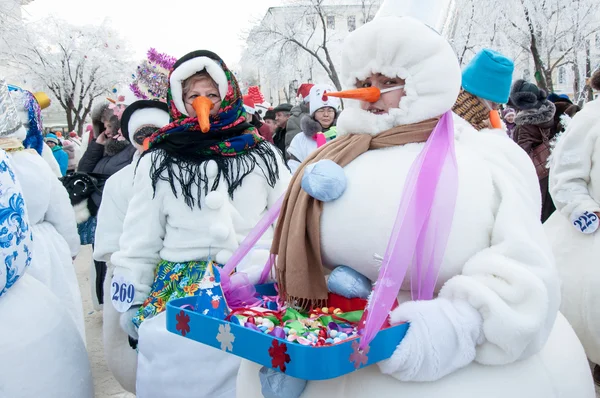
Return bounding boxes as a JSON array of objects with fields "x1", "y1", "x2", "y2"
[{"x1": 2, "y1": 1, "x2": 600, "y2": 397}]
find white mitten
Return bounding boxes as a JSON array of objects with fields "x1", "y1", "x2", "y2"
[
  {"x1": 378, "y1": 297, "x2": 483, "y2": 382},
  {"x1": 119, "y1": 306, "x2": 141, "y2": 340}
]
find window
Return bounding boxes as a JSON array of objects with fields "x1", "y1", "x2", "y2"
[
  {"x1": 558, "y1": 66, "x2": 566, "y2": 84},
  {"x1": 327, "y1": 15, "x2": 335, "y2": 30},
  {"x1": 348, "y1": 15, "x2": 356, "y2": 32}
]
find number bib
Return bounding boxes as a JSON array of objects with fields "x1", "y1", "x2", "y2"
[
  {"x1": 111, "y1": 275, "x2": 136, "y2": 313},
  {"x1": 571, "y1": 211, "x2": 599, "y2": 235}
]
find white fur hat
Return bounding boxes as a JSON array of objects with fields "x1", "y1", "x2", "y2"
[
  {"x1": 337, "y1": 0, "x2": 461, "y2": 134},
  {"x1": 308, "y1": 84, "x2": 341, "y2": 116}
]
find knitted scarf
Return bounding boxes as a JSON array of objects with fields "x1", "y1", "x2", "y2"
[
  {"x1": 142, "y1": 51, "x2": 281, "y2": 209},
  {"x1": 272, "y1": 118, "x2": 439, "y2": 309},
  {"x1": 452, "y1": 89, "x2": 490, "y2": 131}
]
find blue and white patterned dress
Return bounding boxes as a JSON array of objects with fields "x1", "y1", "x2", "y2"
[{"x1": 0, "y1": 149, "x2": 32, "y2": 297}]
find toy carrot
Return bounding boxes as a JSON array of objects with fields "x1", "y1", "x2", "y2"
[{"x1": 192, "y1": 96, "x2": 213, "y2": 133}]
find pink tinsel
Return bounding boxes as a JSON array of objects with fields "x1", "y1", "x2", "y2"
[{"x1": 147, "y1": 48, "x2": 176, "y2": 71}]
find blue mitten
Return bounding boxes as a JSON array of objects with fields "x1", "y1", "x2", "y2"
[
  {"x1": 259, "y1": 366, "x2": 307, "y2": 398},
  {"x1": 301, "y1": 160, "x2": 346, "y2": 202},
  {"x1": 327, "y1": 266, "x2": 372, "y2": 299}
]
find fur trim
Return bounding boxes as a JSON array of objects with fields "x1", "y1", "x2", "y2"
[
  {"x1": 127, "y1": 108, "x2": 169, "y2": 141},
  {"x1": 74, "y1": 200, "x2": 91, "y2": 224},
  {"x1": 301, "y1": 116, "x2": 322, "y2": 137},
  {"x1": 340, "y1": 16, "x2": 461, "y2": 128},
  {"x1": 515, "y1": 101, "x2": 556, "y2": 126},
  {"x1": 169, "y1": 57, "x2": 228, "y2": 116},
  {"x1": 91, "y1": 102, "x2": 111, "y2": 138},
  {"x1": 591, "y1": 69, "x2": 600, "y2": 91}
]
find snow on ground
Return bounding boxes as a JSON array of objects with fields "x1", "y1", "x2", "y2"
[{"x1": 76, "y1": 245, "x2": 134, "y2": 398}]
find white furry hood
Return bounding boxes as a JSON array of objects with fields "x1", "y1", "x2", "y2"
[{"x1": 338, "y1": 15, "x2": 461, "y2": 136}]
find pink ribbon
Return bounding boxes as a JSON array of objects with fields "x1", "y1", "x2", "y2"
[{"x1": 359, "y1": 111, "x2": 458, "y2": 350}]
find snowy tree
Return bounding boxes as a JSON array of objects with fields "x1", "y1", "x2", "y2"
[
  {"x1": 0, "y1": 17, "x2": 133, "y2": 135},
  {"x1": 450, "y1": 0, "x2": 600, "y2": 94},
  {"x1": 245, "y1": 0, "x2": 381, "y2": 94}
]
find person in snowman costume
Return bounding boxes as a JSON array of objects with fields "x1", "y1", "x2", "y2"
[
  {"x1": 0, "y1": 78, "x2": 85, "y2": 340},
  {"x1": 544, "y1": 69, "x2": 600, "y2": 384},
  {"x1": 287, "y1": 84, "x2": 341, "y2": 173},
  {"x1": 7, "y1": 86, "x2": 63, "y2": 178},
  {"x1": 0, "y1": 82, "x2": 93, "y2": 398},
  {"x1": 93, "y1": 99, "x2": 170, "y2": 394},
  {"x1": 111, "y1": 50, "x2": 291, "y2": 397},
  {"x1": 237, "y1": 3, "x2": 594, "y2": 397}
]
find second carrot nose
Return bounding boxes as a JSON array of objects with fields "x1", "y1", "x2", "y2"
[{"x1": 192, "y1": 96, "x2": 213, "y2": 133}]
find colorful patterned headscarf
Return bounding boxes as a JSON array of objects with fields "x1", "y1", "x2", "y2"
[
  {"x1": 149, "y1": 50, "x2": 252, "y2": 146},
  {"x1": 141, "y1": 50, "x2": 283, "y2": 209}
]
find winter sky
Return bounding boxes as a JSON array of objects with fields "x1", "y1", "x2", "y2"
[{"x1": 21, "y1": 0, "x2": 285, "y2": 67}]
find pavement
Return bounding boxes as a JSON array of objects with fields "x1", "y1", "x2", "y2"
[{"x1": 76, "y1": 245, "x2": 135, "y2": 398}]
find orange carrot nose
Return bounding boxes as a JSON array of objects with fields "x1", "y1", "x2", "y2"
[
  {"x1": 326, "y1": 87, "x2": 381, "y2": 103},
  {"x1": 143, "y1": 137, "x2": 151, "y2": 151},
  {"x1": 192, "y1": 96, "x2": 214, "y2": 133},
  {"x1": 489, "y1": 110, "x2": 502, "y2": 129}
]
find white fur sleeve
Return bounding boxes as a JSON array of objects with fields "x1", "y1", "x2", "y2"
[
  {"x1": 93, "y1": 168, "x2": 129, "y2": 262},
  {"x1": 111, "y1": 155, "x2": 166, "y2": 305},
  {"x1": 286, "y1": 133, "x2": 306, "y2": 174},
  {"x1": 45, "y1": 172, "x2": 81, "y2": 257},
  {"x1": 549, "y1": 107, "x2": 600, "y2": 218},
  {"x1": 439, "y1": 128, "x2": 560, "y2": 365}
]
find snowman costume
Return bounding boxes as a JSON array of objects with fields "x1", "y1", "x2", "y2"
[
  {"x1": 544, "y1": 71, "x2": 600, "y2": 365},
  {"x1": 0, "y1": 80, "x2": 85, "y2": 340},
  {"x1": 94, "y1": 100, "x2": 170, "y2": 393},
  {"x1": 0, "y1": 87, "x2": 93, "y2": 398},
  {"x1": 111, "y1": 51, "x2": 291, "y2": 397},
  {"x1": 287, "y1": 84, "x2": 340, "y2": 173},
  {"x1": 237, "y1": 5, "x2": 594, "y2": 397},
  {"x1": 8, "y1": 86, "x2": 62, "y2": 177}
]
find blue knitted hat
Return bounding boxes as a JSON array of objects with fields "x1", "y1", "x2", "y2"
[{"x1": 462, "y1": 49, "x2": 515, "y2": 104}]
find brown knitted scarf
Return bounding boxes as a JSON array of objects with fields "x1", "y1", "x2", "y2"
[
  {"x1": 271, "y1": 117, "x2": 440, "y2": 309},
  {"x1": 452, "y1": 89, "x2": 490, "y2": 131}
]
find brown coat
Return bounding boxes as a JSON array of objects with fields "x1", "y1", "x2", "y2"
[{"x1": 513, "y1": 101, "x2": 556, "y2": 222}]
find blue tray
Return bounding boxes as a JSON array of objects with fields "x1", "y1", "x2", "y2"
[{"x1": 166, "y1": 293, "x2": 408, "y2": 380}]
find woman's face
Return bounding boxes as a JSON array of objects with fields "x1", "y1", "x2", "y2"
[
  {"x1": 314, "y1": 107, "x2": 335, "y2": 129},
  {"x1": 505, "y1": 113, "x2": 515, "y2": 124},
  {"x1": 103, "y1": 120, "x2": 115, "y2": 139},
  {"x1": 184, "y1": 78, "x2": 222, "y2": 117},
  {"x1": 356, "y1": 73, "x2": 406, "y2": 115}
]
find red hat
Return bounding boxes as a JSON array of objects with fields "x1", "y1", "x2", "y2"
[
  {"x1": 297, "y1": 83, "x2": 315, "y2": 102},
  {"x1": 243, "y1": 95, "x2": 256, "y2": 115},
  {"x1": 69, "y1": 131, "x2": 77, "y2": 138}
]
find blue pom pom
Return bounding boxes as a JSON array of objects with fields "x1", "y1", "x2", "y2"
[
  {"x1": 301, "y1": 159, "x2": 346, "y2": 202},
  {"x1": 260, "y1": 367, "x2": 307, "y2": 398},
  {"x1": 327, "y1": 266, "x2": 372, "y2": 299}
]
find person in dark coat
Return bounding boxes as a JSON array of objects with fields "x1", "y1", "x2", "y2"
[
  {"x1": 78, "y1": 101, "x2": 135, "y2": 308},
  {"x1": 272, "y1": 103, "x2": 293, "y2": 153},
  {"x1": 511, "y1": 80, "x2": 557, "y2": 222}
]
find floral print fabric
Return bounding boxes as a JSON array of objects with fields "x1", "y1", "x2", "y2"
[
  {"x1": 0, "y1": 150, "x2": 32, "y2": 297},
  {"x1": 133, "y1": 259, "x2": 214, "y2": 328}
]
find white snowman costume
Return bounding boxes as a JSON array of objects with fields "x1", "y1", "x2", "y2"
[
  {"x1": 111, "y1": 51, "x2": 292, "y2": 397},
  {"x1": 0, "y1": 83, "x2": 85, "y2": 340},
  {"x1": 94, "y1": 100, "x2": 170, "y2": 393},
  {"x1": 544, "y1": 94, "x2": 600, "y2": 365},
  {"x1": 0, "y1": 88, "x2": 93, "y2": 398},
  {"x1": 237, "y1": 6, "x2": 594, "y2": 398}
]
